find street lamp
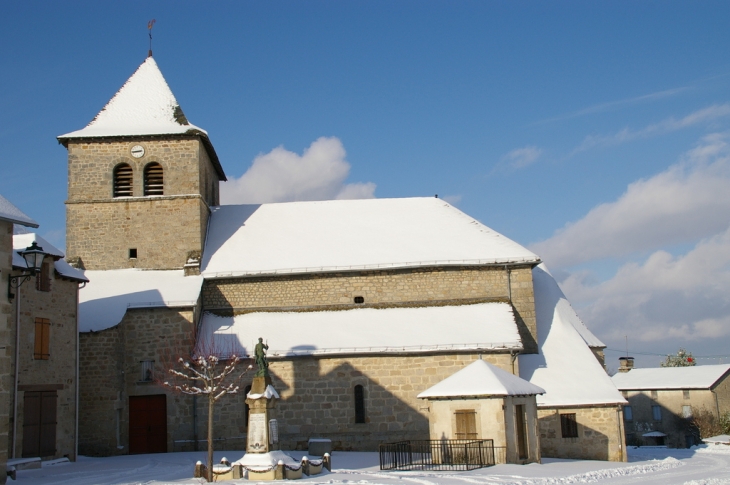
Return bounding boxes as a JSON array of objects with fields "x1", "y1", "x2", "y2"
[{"x1": 8, "y1": 241, "x2": 48, "y2": 300}]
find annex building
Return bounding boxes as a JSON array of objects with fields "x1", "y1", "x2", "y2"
[{"x1": 59, "y1": 55, "x2": 627, "y2": 462}]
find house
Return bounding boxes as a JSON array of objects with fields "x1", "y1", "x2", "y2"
[
  {"x1": 417, "y1": 358, "x2": 545, "y2": 464},
  {"x1": 612, "y1": 359, "x2": 730, "y2": 448},
  {"x1": 57, "y1": 55, "x2": 627, "y2": 461},
  {"x1": 0, "y1": 196, "x2": 87, "y2": 483}
]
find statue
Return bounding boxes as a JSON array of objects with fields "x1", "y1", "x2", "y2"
[{"x1": 254, "y1": 337, "x2": 269, "y2": 377}]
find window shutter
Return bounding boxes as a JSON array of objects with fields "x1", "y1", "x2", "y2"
[{"x1": 455, "y1": 409, "x2": 477, "y2": 439}]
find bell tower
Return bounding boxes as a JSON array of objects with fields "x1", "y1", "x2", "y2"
[{"x1": 58, "y1": 56, "x2": 226, "y2": 271}]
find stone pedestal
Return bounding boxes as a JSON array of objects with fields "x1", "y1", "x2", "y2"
[{"x1": 246, "y1": 376, "x2": 279, "y2": 453}]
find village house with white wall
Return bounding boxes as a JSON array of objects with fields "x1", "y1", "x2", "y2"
[
  {"x1": 52, "y1": 54, "x2": 628, "y2": 464},
  {"x1": 612, "y1": 359, "x2": 730, "y2": 448}
]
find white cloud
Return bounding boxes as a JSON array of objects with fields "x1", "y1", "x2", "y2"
[
  {"x1": 572, "y1": 103, "x2": 730, "y2": 154},
  {"x1": 532, "y1": 132, "x2": 730, "y2": 268},
  {"x1": 220, "y1": 137, "x2": 376, "y2": 204},
  {"x1": 560, "y1": 225, "x2": 730, "y2": 344},
  {"x1": 502, "y1": 146, "x2": 542, "y2": 169}
]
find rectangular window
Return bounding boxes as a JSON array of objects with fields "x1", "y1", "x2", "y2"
[
  {"x1": 140, "y1": 360, "x2": 154, "y2": 382},
  {"x1": 35, "y1": 262, "x2": 51, "y2": 292},
  {"x1": 652, "y1": 405, "x2": 662, "y2": 421},
  {"x1": 560, "y1": 413, "x2": 578, "y2": 438},
  {"x1": 34, "y1": 318, "x2": 50, "y2": 360},
  {"x1": 455, "y1": 409, "x2": 477, "y2": 439},
  {"x1": 682, "y1": 405, "x2": 693, "y2": 418},
  {"x1": 651, "y1": 390, "x2": 658, "y2": 399},
  {"x1": 683, "y1": 390, "x2": 690, "y2": 400},
  {"x1": 623, "y1": 406, "x2": 633, "y2": 421}
]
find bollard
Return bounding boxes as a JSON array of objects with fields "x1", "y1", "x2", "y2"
[
  {"x1": 275, "y1": 460, "x2": 285, "y2": 480},
  {"x1": 323, "y1": 453, "x2": 331, "y2": 471},
  {"x1": 301, "y1": 456, "x2": 310, "y2": 476},
  {"x1": 193, "y1": 461, "x2": 206, "y2": 479}
]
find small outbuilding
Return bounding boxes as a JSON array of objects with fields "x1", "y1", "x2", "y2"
[{"x1": 417, "y1": 358, "x2": 545, "y2": 464}]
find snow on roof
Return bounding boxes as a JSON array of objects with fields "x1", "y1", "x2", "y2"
[
  {"x1": 199, "y1": 302, "x2": 522, "y2": 358},
  {"x1": 53, "y1": 259, "x2": 88, "y2": 282},
  {"x1": 612, "y1": 364, "x2": 730, "y2": 390},
  {"x1": 58, "y1": 57, "x2": 207, "y2": 139},
  {"x1": 418, "y1": 359, "x2": 545, "y2": 399},
  {"x1": 0, "y1": 194, "x2": 38, "y2": 227},
  {"x1": 12, "y1": 233, "x2": 87, "y2": 282},
  {"x1": 201, "y1": 198, "x2": 540, "y2": 277},
  {"x1": 519, "y1": 265, "x2": 626, "y2": 407},
  {"x1": 79, "y1": 269, "x2": 203, "y2": 332}
]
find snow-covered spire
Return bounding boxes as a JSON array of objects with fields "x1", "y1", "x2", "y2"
[{"x1": 58, "y1": 57, "x2": 206, "y2": 139}]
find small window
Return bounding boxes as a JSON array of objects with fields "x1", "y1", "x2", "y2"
[
  {"x1": 623, "y1": 406, "x2": 633, "y2": 421},
  {"x1": 35, "y1": 261, "x2": 51, "y2": 292},
  {"x1": 652, "y1": 405, "x2": 662, "y2": 421},
  {"x1": 34, "y1": 318, "x2": 50, "y2": 360},
  {"x1": 354, "y1": 296, "x2": 365, "y2": 304},
  {"x1": 129, "y1": 248, "x2": 137, "y2": 259},
  {"x1": 682, "y1": 405, "x2": 693, "y2": 418},
  {"x1": 144, "y1": 162, "x2": 164, "y2": 196},
  {"x1": 455, "y1": 409, "x2": 477, "y2": 439},
  {"x1": 683, "y1": 390, "x2": 690, "y2": 400},
  {"x1": 560, "y1": 413, "x2": 578, "y2": 438},
  {"x1": 651, "y1": 390, "x2": 658, "y2": 399},
  {"x1": 354, "y1": 385, "x2": 365, "y2": 423},
  {"x1": 140, "y1": 360, "x2": 154, "y2": 382},
  {"x1": 113, "y1": 163, "x2": 133, "y2": 197}
]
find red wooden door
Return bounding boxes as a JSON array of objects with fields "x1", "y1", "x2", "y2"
[
  {"x1": 129, "y1": 395, "x2": 167, "y2": 454},
  {"x1": 22, "y1": 391, "x2": 57, "y2": 457}
]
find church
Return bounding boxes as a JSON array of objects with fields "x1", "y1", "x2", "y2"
[{"x1": 57, "y1": 55, "x2": 627, "y2": 462}]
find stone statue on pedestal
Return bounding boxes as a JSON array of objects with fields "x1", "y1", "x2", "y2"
[{"x1": 254, "y1": 337, "x2": 269, "y2": 377}]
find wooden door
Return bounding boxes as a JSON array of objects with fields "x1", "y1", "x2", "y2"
[
  {"x1": 22, "y1": 391, "x2": 57, "y2": 457},
  {"x1": 129, "y1": 395, "x2": 167, "y2": 454},
  {"x1": 515, "y1": 404, "x2": 528, "y2": 459}
]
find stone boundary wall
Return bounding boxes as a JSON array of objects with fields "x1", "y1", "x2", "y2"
[
  {"x1": 537, "y1": 405, "x2": 626, "y2": 462},
  {"x1": 66, "y1": 196, "x2": 207, "y2": 270},
  {"x1": 203, "y1": 265, "x2": 537, "y2": 353}
]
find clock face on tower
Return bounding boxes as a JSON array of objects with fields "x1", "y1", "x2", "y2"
[{"x1": 130, "y1": 145, "x2": 145, "y2": 158}]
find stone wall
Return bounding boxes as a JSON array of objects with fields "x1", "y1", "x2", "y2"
[
  {"x1": 11, "y1": 264, "x2": 79, "y2": 461},
  {"x1": 66, "y1": 196, "x2": 208, "y2": 270},
  {"x1": 78, "y1": 306, "x2": 197, "y2": 456},
  {"x1": 0, "y1": 221, "x2": 13, "y2": 483},
  {"x1": 203, "y1": 265, "x2": 538, "y2": 353},
  {"x1": 64, "y1": 137, "x2": 219, "y2": 270},
  {"x1": 537, "y1": 405, "x2": 626, "y2": 461}
]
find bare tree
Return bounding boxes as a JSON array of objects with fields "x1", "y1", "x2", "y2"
[{"x1": 165, "y1": 354, "x2": 252, "y2": 482}]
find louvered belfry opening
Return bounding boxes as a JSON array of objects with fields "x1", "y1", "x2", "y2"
[
  {"x1": 113, "y1": 163, "x2": 133, "y2": 197},
  {"x1": 144, "y1": 162, "x2": 164, "y2": 196}
]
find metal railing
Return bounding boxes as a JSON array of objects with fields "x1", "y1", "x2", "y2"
[{"x1": 379, "y1": 439, "x2": 498, "y2": 471}]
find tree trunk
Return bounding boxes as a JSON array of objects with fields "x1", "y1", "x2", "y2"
[{"x1": 207, "y1": 396, "x2": 214, "y2": 482}]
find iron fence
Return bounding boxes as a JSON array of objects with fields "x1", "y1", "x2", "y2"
[{"x1": 379, "y1": 439, "x2": 498, "y2": 471}]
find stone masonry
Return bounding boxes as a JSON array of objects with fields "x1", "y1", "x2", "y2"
[
  {"x1": 64, "y1": 137, "x2": 221, "y2": 270},
  {"x1": 537, "y1": 406, "x2": 626, "y2": 462},
  {"x1": 10, "y1": 262, "x2": 79, "y2": 461},
  {"x1": 204, "y1": 265, "x2": 538, "y2": 354},
  {"x1": 0, "y1": 221, "x2": 13, "y2": 484}
]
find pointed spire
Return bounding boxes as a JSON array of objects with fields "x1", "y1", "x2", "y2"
[{"x1": 58, "y1": 57, "x2": 206, "y2": 139}]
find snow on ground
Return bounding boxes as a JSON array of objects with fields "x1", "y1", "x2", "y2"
[{"x1": 14, "y1": 447, "x2": 730, "y2": 484}]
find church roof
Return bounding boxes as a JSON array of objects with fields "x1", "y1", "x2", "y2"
[
  {"x1": 78, "y1": 269, "x2": 203, "y2": 332},
  {"x1": 417, "y1": 359, "x2": 545, "y2": 399},
  {"x1": 612, "y1": 364, "x2": 730, "y2": 390},
  {"x1": 57, "y1": 56, "x2": 226, "y2": 179},
  {"x1": 0, "y1": 194, "x2": 38, "y2": 227},
  {"x1": 198, "y1": 301, "x2": 522, "y2": 358},
  {"x1": 519, "y1": 265, "x2": 626, "y2": 407},
  {"x1": 201, "y1": 197, "x2": 541, "y2": 277}
]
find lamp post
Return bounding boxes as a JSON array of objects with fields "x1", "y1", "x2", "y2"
[{"x1": 8, "y1": 241, "x2": 48, "y2": 300}]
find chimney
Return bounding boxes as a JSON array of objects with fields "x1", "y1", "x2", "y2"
[{"x1": 618, "y1": 356, "x2": 634, "y2": 373}]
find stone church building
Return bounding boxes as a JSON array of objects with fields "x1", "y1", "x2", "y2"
[{"x1": 58, "y1": 55, "x2": 627, "y2": 462}]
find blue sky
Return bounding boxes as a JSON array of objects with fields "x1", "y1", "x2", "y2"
[{"x1": 3, "y1": 2, "x2": 730, "y2": 368}]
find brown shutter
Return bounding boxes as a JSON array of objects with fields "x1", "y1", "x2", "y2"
[
  {"x1": 34, "y1": 318, "x2": 50, "y2": 360},
  {"x1": 455, "y1": 409, "x2": 477, "y2": 439},
  {"x1": 22, "y1": 391, "x2": 57, "y2": 457}
]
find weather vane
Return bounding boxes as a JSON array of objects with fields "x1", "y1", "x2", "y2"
[{"x1": 148, "y1": 19, "x2": 156, "y2": 57}]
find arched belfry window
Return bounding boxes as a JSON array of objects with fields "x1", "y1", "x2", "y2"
[
  {"x1": 354, "y1": 385, "x2": 365, "y2": 423},
  {"x1": 144, "y1": 162, "x2": 164, "y2": 196},
  {"x1": 113, "y1": 163, "x2": 133, "y2": 197}
]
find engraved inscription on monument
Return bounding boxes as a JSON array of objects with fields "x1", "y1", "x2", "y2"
[{"x1": 248, "y1": 413, "x2": 267, "y2": 452}]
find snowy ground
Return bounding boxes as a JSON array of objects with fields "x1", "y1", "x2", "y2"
[{"x1": 13, "y1": 446, "x2": 730, "y2": 484}]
